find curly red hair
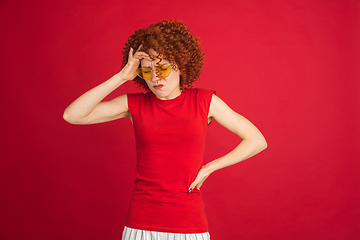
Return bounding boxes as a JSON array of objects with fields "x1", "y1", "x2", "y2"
[{"x1": 122, "y1": 19, "x2": 204, "y2": 90}]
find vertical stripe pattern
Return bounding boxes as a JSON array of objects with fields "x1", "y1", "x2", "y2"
[{"x1": 122, "y1": 227, "x2": 210, "y2": 240}]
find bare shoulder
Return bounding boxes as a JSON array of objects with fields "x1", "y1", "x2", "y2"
[
  {"x1": 208, "y1": 94, "x2": 233, "y2": 119},
  {"x1": 208, "y1": 94, "x2": 263, "y2": 140}
]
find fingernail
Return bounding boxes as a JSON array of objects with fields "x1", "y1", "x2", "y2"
[{"x1": 188, "y1": 188, "x2": 193, "y2": 193}]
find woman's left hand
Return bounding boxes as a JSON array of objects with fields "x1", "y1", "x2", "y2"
[{"x1": 189, "y1": 164, "x2": 214, "y2": 193}]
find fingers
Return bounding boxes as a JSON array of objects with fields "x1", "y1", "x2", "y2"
[
  {"x1": 189, "y1": 176, "x2": 197, "y2": 192},
  {"x1": 188, "y1": 165, "x2": 213, "y2": 193},
  {"x1": 129, "y1": 46, "x2": 134, "y2": 56},
  {"x1": 189, "y1": 179, "x2": 203, "y2": 193},
  {"x1": 135, "y1": 52, "x2": 152, "y2": 61},
  {"x1": 188, "y1": 174, "x2": 203, "y2": 193},
  {"x1": 129, "y1": 45, "x2": 152, "y2": 62},
  {"x1": 188, "y1": 182, "x2": 196, "y2": 193},
  {"x1": 136, "y1": 44, "x2": 143, "y2": 52},
  {"x1": 120, "y1": 45, "x2": 153, "y2": 81}
]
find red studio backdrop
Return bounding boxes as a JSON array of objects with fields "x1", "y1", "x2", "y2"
[{"x1": 1, "y1": 0, "x2": 359, "y2": 239}]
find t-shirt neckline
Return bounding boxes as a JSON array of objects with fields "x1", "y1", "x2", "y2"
[{"x1": 150, "y1": 88, "x2": 186, "y2": 104}]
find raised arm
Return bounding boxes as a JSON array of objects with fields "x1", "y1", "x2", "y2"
[
  {"x1": 189, "y1": 94, "x2": 267, "y2": 192},
  {"x1": 63, "y1": 46, "x2": 150, "y2": 124}
]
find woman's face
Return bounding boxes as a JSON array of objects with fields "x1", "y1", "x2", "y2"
[{"x1": 140, "y1": 49, "x2": 181, "y2": 100}]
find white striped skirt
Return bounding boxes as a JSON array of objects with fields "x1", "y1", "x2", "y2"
[{"x1": 122, "y1": 226, "x2": 210, "y2": 240}]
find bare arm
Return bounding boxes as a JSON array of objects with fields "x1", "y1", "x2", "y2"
[
  {"x1": 63, "y1": 74, "x2": 129, "y2": 124},
  {"x1": 63, "y1": 46, "x2": 150, "y2": 124},
  {"x1": 189, "y1": 94, "x2": 267, "y2": 191}
]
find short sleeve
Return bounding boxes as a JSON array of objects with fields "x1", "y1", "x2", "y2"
[
  {"x1": 127, "y1": 92, "x2": 145, "y2": 116},
  {"x1": 196, "y1": 88, "x2": 216, "y2": 117}
]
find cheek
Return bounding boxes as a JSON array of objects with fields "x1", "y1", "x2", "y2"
[
  {"x1": 144, "y1": 80, "x2": 152, "y2": 88},
  {"x1": 169, "y1": 76, "x2": 180, "y2": 86},
  {"x1": 170, "y1": 72, "x2": 180, "y2": 83}
]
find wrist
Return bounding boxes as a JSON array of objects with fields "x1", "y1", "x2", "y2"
[
  {"x1": 114, "y1": 72, "x2": 129, "y2": 84},
  {"x1": 204, "y1": 160, "x2": 219, "y2": 174}
]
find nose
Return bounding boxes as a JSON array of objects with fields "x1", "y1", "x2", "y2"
[{"x1": 150, "y1": 69, "x2": 161, "y2": 83}]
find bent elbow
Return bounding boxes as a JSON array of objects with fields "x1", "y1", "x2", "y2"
[
  {"x1": 261, "y1": 138, "x2": 268, "y2": 151},
  {"x1": 259, "y1": 136, "x2": 268, "y2": 152},
  {"x1": 63, "y1": 110, "x2": 78, "y2": 124},
  {"x1": 253, "y1": 135, "x2": 267, "y2": 153},
  {"x1": 63, "y1": 111, "x2": 72, "y2": 123}
]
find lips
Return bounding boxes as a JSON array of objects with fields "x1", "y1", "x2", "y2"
[{"x1": 153, "y1": 84, "x2": 164, "y2": 90}]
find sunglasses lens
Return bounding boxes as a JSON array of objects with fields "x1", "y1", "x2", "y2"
[
  {"x1": 160, "y1": 66, "x2": 171, "y2": 78},
  {"x1": 136, "y1": 68, "x2": 152, "y2": 80},
  {"x1": 136, "y1": 66, "x2": 171, "y2": 80}
]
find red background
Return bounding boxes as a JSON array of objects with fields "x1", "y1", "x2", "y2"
[{"x1": 1, "y1": 0, "x2": 359, "y2": 239}]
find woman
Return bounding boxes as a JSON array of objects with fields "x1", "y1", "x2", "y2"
[{"x1": 64, "y1": 19, "x2": 267, "y2": 240}]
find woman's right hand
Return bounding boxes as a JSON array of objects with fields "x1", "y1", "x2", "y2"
[{"x1": 118, "y1": 45, "x2": 152, "y2": 81}]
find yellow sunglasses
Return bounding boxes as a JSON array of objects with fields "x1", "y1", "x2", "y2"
[{"x1": 136, "y1": 65, "x2": 171, "y2": 80}]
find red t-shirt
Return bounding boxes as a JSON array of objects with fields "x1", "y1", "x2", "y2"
[{"x1": 126, "y1": 88, "x2": 215, "y2": 233}]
